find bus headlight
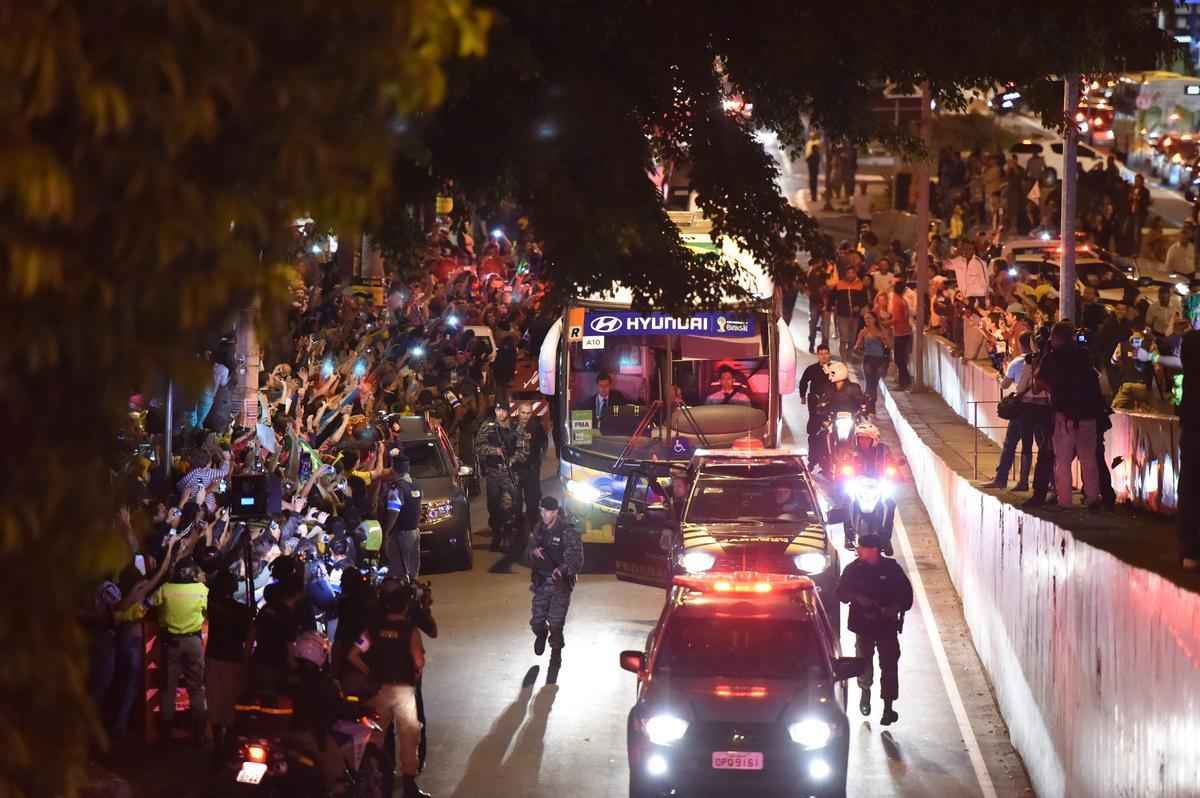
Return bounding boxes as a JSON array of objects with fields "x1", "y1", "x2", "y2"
[
  {"x1": 680, "y1": 551, "x2": 716, "y2": 574},
  {"x1": 788, "y1": 718, "x2": 833, "y2": 750},
  {"x1": 566, "y1": 479, "x2": 603, "y2": 504},
  {"x1": 794, "y1": 552, "x2": 828, "y2": 574}
]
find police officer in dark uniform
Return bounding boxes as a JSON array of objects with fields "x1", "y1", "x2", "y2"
[
  {"x1": 528, "y1": 497, "x2": 584, "y2": 662},
  {"x1": 350, "y1": 577, "x2": 437, "y2": 798},
  {"x1": 837, "y1": 533, "x2": 913, "y2": 725},
  {"x1": 382, "y1": 457, "x2": 422, "y2": 578},
  {"x1": 473, "y1": 401, "x2": 530, "y2": 551}
]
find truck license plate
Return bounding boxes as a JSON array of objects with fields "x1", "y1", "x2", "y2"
[{"x1": 711, "y1": 751, "x2": 764, "y2": 770}]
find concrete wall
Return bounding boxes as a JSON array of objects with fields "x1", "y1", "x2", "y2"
[
  {"x1": 919, "y1": 333, "x2": 1005, "y2": 446},
  {"x1": 882, "y1": 384, "x2": 1200, "y2": 798}
]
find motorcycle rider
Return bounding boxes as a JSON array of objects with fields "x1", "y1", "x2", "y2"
[
  {"x1": 837, "y1": 533, "x2": 914, "y2": 726},
  {"x1": 810, "y1": 361, "x2": 869, "y2": 472},
  {"x1": 528, "y1": 497, "x2": 584, "y2": 663},
  {"x1": 349, "y1": 577, "x2": 438, "y2": 798},
  {"x1": 288, "y1": 631, "x2": 374, "y2": 796},
  {"x1": 473, "y1": 400, "x2": 530, "y2": 551},
  {"x1": 843, "y1": 420, "x2": 899, "y2": 552}
]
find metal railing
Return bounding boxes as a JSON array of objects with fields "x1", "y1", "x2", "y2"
[{"x1": 968, "y1": 399, "x2": 1041, "y2": 483}]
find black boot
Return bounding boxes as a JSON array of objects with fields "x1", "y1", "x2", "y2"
[
  {"x1": 403, "y1": 775, "x2": 431, "y2": 798},
  {"x1": 534, "y1": 631, "x2": 547, "y2": 656},
  {"x1": 859, "y1": 689, "x2": 871, "y2": 717},
  {"x1": 880, "y1": 700, "x2": 898, "y2": 726}
]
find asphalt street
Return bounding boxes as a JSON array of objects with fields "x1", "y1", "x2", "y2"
[{"x1": 413, "y1": 304, "x2": 1033, "y2": 797}]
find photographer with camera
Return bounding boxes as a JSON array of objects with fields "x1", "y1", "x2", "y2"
[
  {"x1": 1035, "y1": 321, "x2": 1106, "y2": 510},
  {"x1": 349, "y1": 577, "x2": 437, "y2": 798}
]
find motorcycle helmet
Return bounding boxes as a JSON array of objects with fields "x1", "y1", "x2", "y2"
[
  {"x1": 823, "y1": 361, "x2": 849, "y2": 384},
  {"x1": 293, "y1": 631, "x2": 329, "y2": 668},
  {"x1": 854, "y1": 420, "x2": 880, "y2": 447}
]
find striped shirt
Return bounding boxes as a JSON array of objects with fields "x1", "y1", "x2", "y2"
[{"x1": 176, "y1": 462, "x2": 230, "y2": 495}]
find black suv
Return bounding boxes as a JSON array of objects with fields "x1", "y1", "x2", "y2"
[
  {"x1": 615, "y1": 449, "x2": 842, "y2": 630},
  {"x1": 620, "y1": 572, "x2": 862, "y2": 798}
]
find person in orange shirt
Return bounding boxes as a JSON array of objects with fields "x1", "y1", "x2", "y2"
[{"x1": 833, "y1": 267, "x2": 868, "y2": 361}]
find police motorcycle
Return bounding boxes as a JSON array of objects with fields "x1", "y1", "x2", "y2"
[
  {"x1": 223, "y1": 633, "x2": 392, "y2": 798},
  {"x1": 840, "y1": 420, "x2": 900, "y2": 553}
]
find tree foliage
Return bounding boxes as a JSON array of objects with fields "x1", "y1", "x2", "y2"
[
  {"x1": 373, "y1": 0, "x2": 1172, "y2": 309},
  {"x1": 0, "y1": 2, "x2": 489, "y2": 795}
]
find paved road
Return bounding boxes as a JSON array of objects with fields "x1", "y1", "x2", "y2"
[{"x1": 415, "y1": 310, "x2": 1032, "y2": 797}]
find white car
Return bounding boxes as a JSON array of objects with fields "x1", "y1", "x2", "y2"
[
  {"x1": 1008, "y1": 253, "x2": 1158, "y2": 305},
  {"x1": 1009, "y1": 139, "x2": 1108, "y2": 187},
  {"x1": 1001, "y1": 237, "x2": 1139, "y2": 280}
]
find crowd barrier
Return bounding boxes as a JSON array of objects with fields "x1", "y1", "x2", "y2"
[
  {"x1": 918, "y1": 333, "x2": 1179, "y2": 512},
  {"x1": 882, "y1": 382, "x2": 1200, "y2": 798}
]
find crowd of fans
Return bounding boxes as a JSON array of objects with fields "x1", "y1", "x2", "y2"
[{"x1": 86, "y1": 217, "x2": 558, "y2": 794}]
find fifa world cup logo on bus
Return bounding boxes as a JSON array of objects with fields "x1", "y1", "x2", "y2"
[{"x1": 716, "y1": 316, "x2": 727, "y2": 333}]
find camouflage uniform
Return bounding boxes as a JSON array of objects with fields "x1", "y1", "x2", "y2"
[
  {"x1": 529, "y1": 514, "x2": 584, "y2": 652},
  {"x1": 473, "y1": 418, "x2": 530, "y2": 545}
]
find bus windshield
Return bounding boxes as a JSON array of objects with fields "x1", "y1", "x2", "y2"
[{"x1": 564, "y1": 308, "x2": 772, "y2": 462}]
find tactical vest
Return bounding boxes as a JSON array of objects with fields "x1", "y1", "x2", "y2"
[
  {"x1": 368, "y1": 615, "x2": 418, "y2": 685},
  {"x1": 387, "y1": 480, "x2": 422, "y2": 530}
]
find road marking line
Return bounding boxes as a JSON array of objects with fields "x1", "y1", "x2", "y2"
[{"x1": 893, "y1": 511, "x2": 999, "y2": 798}]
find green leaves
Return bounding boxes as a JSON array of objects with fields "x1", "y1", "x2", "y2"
[{"x1": 0, "y1": 3, "x2": 489, "y2": 796}]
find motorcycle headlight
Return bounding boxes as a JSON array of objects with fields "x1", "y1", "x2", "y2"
[
  {"x1": 788, "y1": 718, "x2": 833, "y2": 750},
  {"x1": 852, "y1": 479, "x2": 880, "y2": 512},
  {"x1": 794, "y1": 552, "x2": 828, "y2": 574},
  {"x1": 566, "y1": 479, "x2": 603, "y2": 504},
  {"x1": 835, "y1": 416, "x2": 854, "y2": 441},
  {"x1": 680, "y1": 551, "x2": 716, "y2": 574},
  {"x1": 878, "y1": 479, "x2": 896, "y2": 500},
  {"x1": 644, "y1": 714, "x2": 689, "y2": 745}
]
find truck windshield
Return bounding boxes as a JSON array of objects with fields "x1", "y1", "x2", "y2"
[
  {"x1": 687, "y1": 471, "x2": 815, "y2": 523},
  {"x1": 655, "y1": 617, "x2": 824, "y2": 679}
]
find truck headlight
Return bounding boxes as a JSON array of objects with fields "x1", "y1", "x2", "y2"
[
  {"x1": 788, "y1": 718, "x2": 832, "y2": 750},
  {"x1": 644, "y1": 714, "x2": 689, "y2": 745},
  {"x1": 794, "y1": 552, "x2": 828, "y2": 574},
  {"x1": 680, "y1": 551, "x2": 716, "y2": 574}
]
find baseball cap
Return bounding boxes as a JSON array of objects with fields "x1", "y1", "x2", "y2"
[{"x1": 539, "y1": 496, "x2": 560, "y2": 511}]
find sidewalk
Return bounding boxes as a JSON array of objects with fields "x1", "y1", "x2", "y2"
[{"x1": 881, "y1": 380, "x2": 1198, "y2": 593}]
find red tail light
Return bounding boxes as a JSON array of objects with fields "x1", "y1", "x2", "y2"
[
  {"x1": 245, "y1": 744, "x2": 268, "y2": 763},
  {"x1": 714, "y1": 685, "x2": 769, "y2": 699}
]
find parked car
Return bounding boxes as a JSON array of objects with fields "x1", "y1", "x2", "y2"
[{"x1": 390, "y1": 415, "x2": 475, "y2": 572}]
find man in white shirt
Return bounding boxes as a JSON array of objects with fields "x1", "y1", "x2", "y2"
[
  {"x1": 946, "y1": 240, "x2": 990, "y2": 299},
  {"x1": 1165, "y1": 223, "x2": 1196, "y2": 277},
  {"x1": 1146, "y1": 285, "x2": 1183, "y2": 338}
]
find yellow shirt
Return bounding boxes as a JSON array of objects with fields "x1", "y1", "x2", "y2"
[{"x1": 152, "y1": 582, "x2": 208, "y2": 635}]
